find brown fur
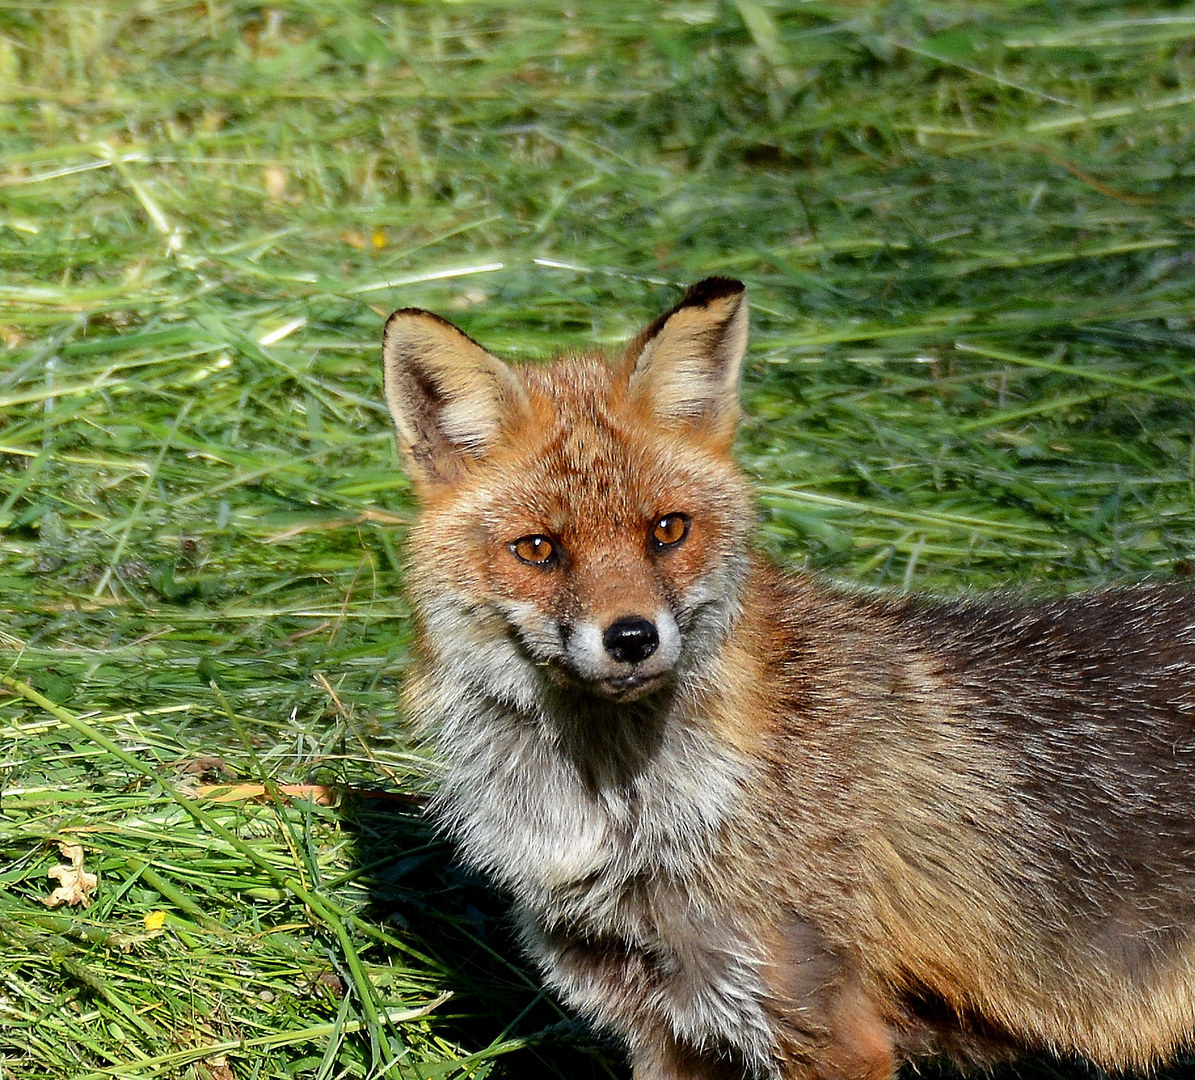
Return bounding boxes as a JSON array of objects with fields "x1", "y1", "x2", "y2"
[{"x1": 380, "y1": 279, "x2": 1195, "y2": 1079}]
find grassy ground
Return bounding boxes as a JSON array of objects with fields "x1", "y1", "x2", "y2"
[{"x1": 1, "y1": 1, "x2": 1194, "y2": 1076}]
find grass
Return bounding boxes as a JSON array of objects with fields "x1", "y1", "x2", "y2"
[{"x1": 0, "y1": 1, "x2": 1194, "y2": 1076}]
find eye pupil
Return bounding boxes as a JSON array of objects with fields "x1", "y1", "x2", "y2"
[{"x1": 652, "y1": 513, "x2": 690, "y2": 548}]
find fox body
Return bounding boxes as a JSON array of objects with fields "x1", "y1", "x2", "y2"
[{"x1": 381, "y1": 279, "x2": 1195, "y2": 1080}]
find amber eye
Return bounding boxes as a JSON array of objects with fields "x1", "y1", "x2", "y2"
[
  {"x1": 510, "y1": 535, "x2": 557, "y2": 566},
  {"x1": 651, "y1": 513, "x2": 690, "y2": 550}
]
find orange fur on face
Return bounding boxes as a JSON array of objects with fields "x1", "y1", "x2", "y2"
[
  {"x1": 383, "y1": 279, "x2": 1195, "y2": 1080},
  {"x1": 401, "y1": 348, "x2": 753, "y2": 703}
]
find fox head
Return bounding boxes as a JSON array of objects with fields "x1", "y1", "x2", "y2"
[{"x1": 382, "y1": 278, "x2": 753, "y2": 706}]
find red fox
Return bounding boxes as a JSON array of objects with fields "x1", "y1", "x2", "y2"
[{"x1": 381, "y1": 278, "x2": 1195, "y2": 1080}]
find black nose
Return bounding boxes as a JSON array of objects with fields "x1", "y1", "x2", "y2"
[{"x1": 602, "y1": 617, "x2": 659, "y2": 664}]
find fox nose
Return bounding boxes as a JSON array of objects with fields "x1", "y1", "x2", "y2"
[{"x1": 602, "y1": 617, "x2": 659, "y2": 665}]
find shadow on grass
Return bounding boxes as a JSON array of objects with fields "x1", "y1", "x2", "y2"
[{"x1": 341, "y1": 793, "x2": 628, "y2": 1079}]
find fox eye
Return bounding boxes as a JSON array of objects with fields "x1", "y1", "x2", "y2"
[
  {"x1": 651, "y1": 513, "x2": 690, "y2": 550},
  {"x1": 510, "y1": 535, "x2": 557, "y2": 566}
]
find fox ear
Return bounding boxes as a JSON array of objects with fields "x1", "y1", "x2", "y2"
[
  {"x1": 382, "y1": 309, "x2": 530, "y2": 486},
  {"x1": 626, "y1": 277, "x2": 748, "y2": 445}
]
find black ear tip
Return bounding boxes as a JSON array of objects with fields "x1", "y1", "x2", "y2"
[{"x1": 681, "y1": 277, "x2": 746, "y2": 307}]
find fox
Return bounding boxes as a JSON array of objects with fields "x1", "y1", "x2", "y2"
[{"x1": 380, "y1": 277, "x2": 1195, "y2": 1080}]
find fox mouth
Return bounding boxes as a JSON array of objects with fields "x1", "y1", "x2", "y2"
[
  {"x1": 594, "y1": 669, "x2": 668, "y2": 702},
  {"x1": 539, "y1": 657, "x2": 670, "y2": 702}
]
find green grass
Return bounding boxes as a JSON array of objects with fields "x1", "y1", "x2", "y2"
[{"x1": 1, "y1": 1, "x2": 1193, "y2": 1076}]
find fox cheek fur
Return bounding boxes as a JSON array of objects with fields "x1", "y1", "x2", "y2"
[{"x1": 381, "y1": 280, "x2": 1195, "y2": 1080}]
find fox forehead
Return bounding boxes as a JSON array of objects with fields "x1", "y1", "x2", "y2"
[
  {"x1": 460, "y1": 354, "x2": 743, "y2": 535},
  {"x1": 522, "y1": 355, "x2": 642, "y2": 476}
]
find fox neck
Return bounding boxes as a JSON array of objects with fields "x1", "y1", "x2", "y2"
[{"x1": 531, "y1": 680, "x2": 678, "y2": 791}]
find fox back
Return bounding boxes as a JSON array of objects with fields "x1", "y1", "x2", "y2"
[{"x1": 381, "y1": 280, "x2": 1195, "y2": 1080}]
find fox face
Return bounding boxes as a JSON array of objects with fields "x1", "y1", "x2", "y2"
[{"x1": 382, "y1": 279, "x2": 754, "y2": 706}]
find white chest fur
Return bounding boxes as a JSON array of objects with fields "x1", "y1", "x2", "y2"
[{"x1": 422, "y1": 674, "x2": 778, "y2": 1075}]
